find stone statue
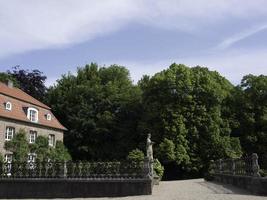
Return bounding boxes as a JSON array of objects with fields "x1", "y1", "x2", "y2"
[{"x1": 146, "y1": 133, "x2": 154, "y2": 161}]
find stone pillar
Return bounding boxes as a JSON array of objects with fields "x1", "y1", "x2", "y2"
[
  {"x1": 143, "y1": 157, "x2": 151, "y2": 178},
  {"x1": 219, "y1": 159, "x2": 222, "y2": 174},
  {"x1": 231, "y1": 159, "x2": 236, "y2": 175},
  {"x1": 252, "y1": 153, "x2": 260, "y2": 177},
  {"x1": 63, "y1": 161, "x2": 68, "y2": 178}
]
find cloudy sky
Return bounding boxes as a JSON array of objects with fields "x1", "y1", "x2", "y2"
[{"x1": 0, "y1": 0, "x2": 267, "y2": 85}]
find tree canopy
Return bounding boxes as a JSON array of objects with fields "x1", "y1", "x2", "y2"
[
  {"x1": 8, "y1": 66, "x2": 47, "y2": 101},
  {"x1": 229, "y1": 74, "x2": 267, "y2": 169},
  {"x1": 138, "y1": 64, "x2": 242, "y2": 177},
  {"x1": 46, "y1": 63, "x2": 142, "y2": 160},
  {"x1": 2, "y1": 63, "x2": 265, "y2": 179}
]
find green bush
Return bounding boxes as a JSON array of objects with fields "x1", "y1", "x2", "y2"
[
  {"x1": 153, "y1": 159, "x2": 164, "y2": 180},
  {"x1": 127, "y1": 149, "x2": 144, "y2": 163},
  {"x1": 30, "y1": 135, "x2": 50, "y2": 162},
  {"x1": 50, "y1": 141, "x2": 72, "y2": 161},
  {"x1": 5, "y1": 129, "x2": 29, "y2": 162}
]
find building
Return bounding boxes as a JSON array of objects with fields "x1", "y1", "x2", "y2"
[{"x1": 0, "y1": 80, "x2": 66, "y2": 162}]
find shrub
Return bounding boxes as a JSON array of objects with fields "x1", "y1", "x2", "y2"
[
  {"x1": 50, "y1": 141, "x2": 72, "y2": 162},
  {"x1": 153, "y1": 159, "x2": 164, "y2": 180},
  {"x1": 30, "y1": 135, "x2": 50, "y2": 162},
  {"x1": 4, "y1": 129, "x2": 29, "y2": 162},
  {"x1": 127, "y1": 149, "x2": 144, "y2": 163}
]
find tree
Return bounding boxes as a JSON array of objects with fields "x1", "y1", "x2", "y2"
[
  {"x1": 46, "y1": 63, "x2": 142, "y2": 161},
  {"x1": 0, "y1": 73, "x2": 19, "y2": 86},
  {"x1": 5, "y1": 129, "x2": 29, "y2": 162},
  {"x1": 30, "y1": 136, "x2": 71, "y2": 162},
  {"x1": 8, "y1": 66, "x2": 47, "y2": 101},
  {"x1": 50, "y1": 141, "x2": 72, "y2": 162},
  {"x1": 229, "y1": 74, "x2": 267, "y2": 168},
  {"x1": 5, "y1": 132, "x2": 71, "y2": 162},
  {"x1": 30, "y1": 135, "x2": 50, "y2": 162},
  {"x1": 138, "y1": 64, "x2": 242, "y2": 177}
]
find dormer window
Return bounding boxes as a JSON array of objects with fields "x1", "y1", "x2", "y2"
[
  {"x1": 27, "y1": 108, "x2": 38, "y2": 123},
  {"x1": 46, "y1": 113, "x2": 52, "y2": 121},
  {"x1": 5, "y1": 102, "x2": 12, "y2": 111}
]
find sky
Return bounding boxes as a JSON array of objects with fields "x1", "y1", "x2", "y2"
[{"x1": 0, "y1": 0, "x2": 267, "y2": 86}]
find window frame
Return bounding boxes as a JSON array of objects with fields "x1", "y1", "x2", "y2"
[
  {"x1": 29, "y1": 130, "x2": 37, "y2": 144},
  {"x1": 5, "y1": 102, "x2": 12, "y2": 111},
  {"x1": 46, "y1": 113, "x2": 52, "y2": 121},
  {"x1": 4, "y1": 154, "x2": 12, "y2": 163},
  {"x1": 5, "y1": 127, "x2": 15, "y2": 141},
  {"x1": 48, "y1": 134, "x2": 55, "y2": 147},
  {"x1": 28, "y1": 153, "x2": 36, "y2": 162},
  {"x1": 27, "y1": 107, "x2": 39, "y2": 123}
]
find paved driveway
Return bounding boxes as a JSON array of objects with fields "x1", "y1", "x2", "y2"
[{"x1": 82, "y1": 179, "x2": 266, "y2": 200}]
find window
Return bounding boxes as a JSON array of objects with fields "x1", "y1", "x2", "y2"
[
  {"x1": 5, "y1": 102, "x2": 12, "y2": 111},
  {"x1": 4, "y1": 154, "x2": 12, "y2": 163},
  {"x1": 48, "y1": 134, "x2": 55, "y2": 147},
  {"x1": 28, "y1": 153, "x2": 36, "y2": 163},
  {"x1": 29, "y1": 131, "x2": 37, "y2": 143},
  {"x1": 5, "y1": 127, "x2": 15, "y2": 141},
  {"x1": 27, "y1": 108, "x2": 38, "y2": 123},
  {"x1": 46, "y1": 113, "x2": 51, "y2": 121}
]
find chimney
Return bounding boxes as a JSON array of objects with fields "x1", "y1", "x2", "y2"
[{"x1": 7, "y1": 80, "x2": 13, "y2": 88}]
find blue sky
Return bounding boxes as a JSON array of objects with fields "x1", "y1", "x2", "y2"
[{"x1": 0, "y1": 0, "x2": 267, "y2": 85}]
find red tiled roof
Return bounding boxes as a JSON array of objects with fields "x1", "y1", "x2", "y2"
[
  {"x1": 0, "y1": 82, "x2": 50, "y2": 109},
  {"x1": 0, "y1": 82, "x2": 66, "y2": 131}
]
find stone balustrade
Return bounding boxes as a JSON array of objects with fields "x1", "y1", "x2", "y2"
[{"x1": 210, "y1": 153, "x2": 260, "y2": 177}]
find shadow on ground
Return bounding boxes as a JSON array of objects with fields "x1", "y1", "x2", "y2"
[{"x1": 198, "y1": 180, "x2": 252, "y2": 195}]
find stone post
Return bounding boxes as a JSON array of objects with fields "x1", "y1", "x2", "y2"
[
  {"x1": 143, "y1": 157, "x2": 151, "y2": 178},
  {"x1": 219, "y1": 159, "x2": 222, "y2": 174},
  {"x1": 62, "y1": 161, "x2": 67, "y2": 178},
  {"x1": 251, "y1": 153, "x2": 260, "y2": 177},
  {"x1": 231, "y1": 159, "x2": 236, "y2": 175}
]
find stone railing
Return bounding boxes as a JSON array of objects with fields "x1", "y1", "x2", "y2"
[
  {"x1": 210, "y1": 153, "x2": 261, "y2": 177},
  {"x1": 208, "y1": 153, "x2": 267, "y2": 195},
  {"x1": 0, "y1": 160, "x2": 151, "y2": 179}
]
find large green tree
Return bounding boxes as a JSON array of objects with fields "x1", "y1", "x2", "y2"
[
  {"x1": 138, "y1": 64, "x2": 242, "y2": 177},
  {"x1": 229, "y1": 75, "x2": 267, "y2": 169},
  {"x1": 46, "y1": 63, "x2": 142, "y2": 160}
]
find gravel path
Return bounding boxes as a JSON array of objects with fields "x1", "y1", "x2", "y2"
[{"x1": 6, "y1": 179, "x2": 267, "y2": 200}]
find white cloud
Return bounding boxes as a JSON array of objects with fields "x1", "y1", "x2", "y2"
[
  {"x1": 1, "y1": 0, "x2": 267, "y2": 58},
  {"x1": 217, "y1": 23, "x2": 267, "y2": 50}
]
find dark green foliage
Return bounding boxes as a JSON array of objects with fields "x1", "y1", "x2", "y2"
[
  {"x1": 5, "y1": 129, "x2": 29, "y2": 162},
  {"x1": 46, "y1": 63, "x2": 142, "y2": 160},
  {"x1": 8, "y1": 66, "x2": 47, "y2": 101},
  {"x1": 229, "y1": 75, "x2": 267, "y2": 169},
  {"x1": 37, "y1": 62, "x2": 266, "y2": 178},
  {"x1": 127, "y1": 149, "x2": 145, "y2": 163},
  {"x1": 50, "y1": 141, "x2": 72, "y2": 162},
  {"x1": 153, "y1": 159, "x2": 164, "y2": 179},
  {"x1": 30, "y1": 135, "x2": 50, "y2": 161},
  {"x1": 5, "y1": 133, "x2": 71, "y2": 162},
  {"x1": 138, "y1": 64, "x2": 242, "y2": 176},
  {"x1": 0, "y1": 72, "x2": 19, "y2": 86}
]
